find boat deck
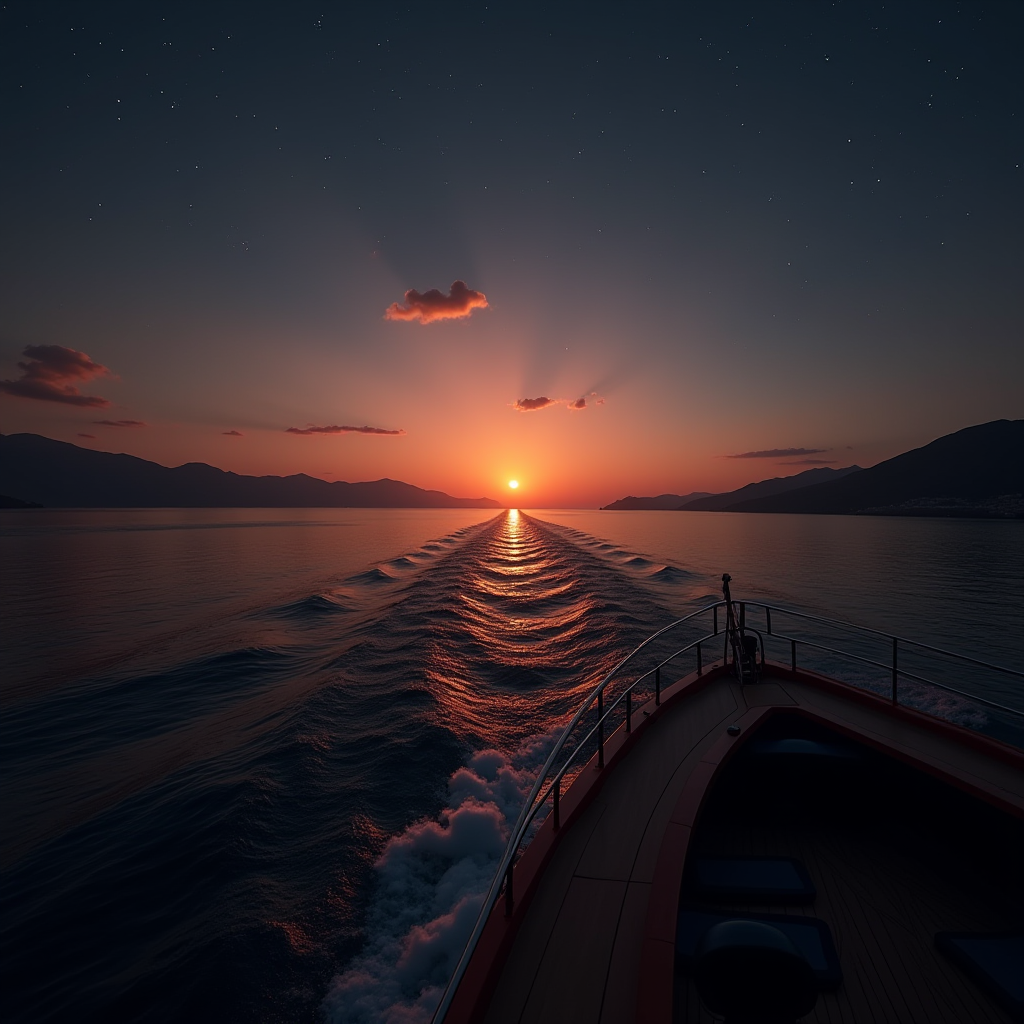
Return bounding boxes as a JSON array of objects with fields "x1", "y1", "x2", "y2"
[
  {"x1": 477, "y1": 671, "x2": 1023, "y2": 1024},
  {"x1": 678, "y1": 792, "x2": 1016, "y2": 1023}
]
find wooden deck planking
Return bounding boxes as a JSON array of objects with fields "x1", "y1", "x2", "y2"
[
  {"x1": 579, "y1": 682, "x2": 738, "y2": 883},
  {"x1": 739, "y1": 681, "x2": 797, "y2": 707},
  {"x1": 600, "y1": 882, "x2": 652, "y2": 1024},
  {"x1": 569, "y1": 682, "x2": 738, "y2": 891},
  {"x1": 519, "y1": 876, "x2": 627, "y2": 1023},
  {"x1": 482, "y1": 797, "x2": 608, "y2": 1024},
  {"x1": 627, "y1": 683, "x2": 741, "y2": 884},
  {"x1": 482, "y1": 675, "x2": 741, "y2": 1024}
]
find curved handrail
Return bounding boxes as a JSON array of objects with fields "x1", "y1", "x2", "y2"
[
  {"x1": 523, "y1": 631, "x2": 718, "y2": 837},
  {"x1": 430, "y1": 599, "x2": 727, "y2": 1023},
  {"x1": 432, "y1": 592, "x2": 1024, "y2": 1023}
]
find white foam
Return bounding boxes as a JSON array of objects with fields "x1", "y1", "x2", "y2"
[{"x1": 323, "y1": 734, "x2": 558, "y2": 1023}]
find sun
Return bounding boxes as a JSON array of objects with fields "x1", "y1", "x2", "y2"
[{"x1": 508, "y1": 479, "x2": 519, "y2": 489}]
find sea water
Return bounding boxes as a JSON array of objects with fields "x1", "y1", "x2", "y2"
[{"x1": 1, "y1": 508, "x2": 1021, "y2": 1023}]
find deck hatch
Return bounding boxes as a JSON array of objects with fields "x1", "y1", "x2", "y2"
[{"x1": 677, "y1": 909, "x2": 842, "y2": 988}]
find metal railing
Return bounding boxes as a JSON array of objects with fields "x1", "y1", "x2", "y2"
[
  {"x1": 431, "y1": 587, "x2": 1024, "y2": 1022},
  {"x1": 743, "y1": 600, "x2": 1024, "y2": 719}
]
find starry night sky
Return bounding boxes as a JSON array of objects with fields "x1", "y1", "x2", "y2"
[{"x1": 2, "y1": 1, "x2": 1021, "y2": 505}]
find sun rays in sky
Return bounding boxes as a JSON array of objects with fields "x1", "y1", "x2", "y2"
[{"x1": 1, "y1": 5, "x2": 1021, "y2": 505}]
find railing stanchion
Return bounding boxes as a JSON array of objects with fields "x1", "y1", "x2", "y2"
[
  {"x1": 553, "y1": 776, "x2": 560, "y2": 830},
  {"x1": 766, "y1": 607, "x2": 772, "y2": 635},
  {"x1": 697, "y1": 642, "x2": 703, "y2": 676},
  {"x1": 504, "y1": 864, "x2": 514, "y2": 917},
  {"x1": 655, "y1": 666, "x2": 661, "y2": 706},
  {"x1": 892, "y1": 638, "x2": 898, "y2": 706},
  {"x1": 714, "y1": 606, "x2": 718, "y2": 635},
  {"x1": 791, "y1": 638, "x2": 797, "y2": 672},
  {"x1": 597, "y1": 690, "x2": 604, "y2": 768},
  {"x1": 740, "y1": 602, "x2": 746, "y2": 632},
  {"x1": 626, "y1": 689, "x2": 632, "y2": 733}
]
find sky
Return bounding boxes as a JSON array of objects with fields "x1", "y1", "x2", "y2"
[{"x1": 1, "y1": 1, "x2": 1021, "y2": 507}]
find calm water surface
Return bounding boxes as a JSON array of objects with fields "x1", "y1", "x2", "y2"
[{"x1": 1, "y1": 508, "x2": 1022, "y2": 1023}]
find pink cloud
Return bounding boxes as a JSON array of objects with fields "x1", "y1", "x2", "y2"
[
  {"x1": 0, "y1": 345, "x2": 112, "y2": 407},
  {"x1": 286, "y1": 424, "x2": 406, "y2": 436},
  {"x1": 514, "y1": 396, "x2": 557, "y2": 412},
  {"x1": 94, "y1": 419, "x2": 146, "y2": 428},
  {"x1": 223, "y1": 430, "x2": 243, "y2": 436},
  {"x1": 77, "y1": 433, "x2": 96, "y2": 439},
  {"x1": 384, "y1": 280, "x2": 488, "y2": 324}
]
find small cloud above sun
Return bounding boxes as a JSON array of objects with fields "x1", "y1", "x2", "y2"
[{"x1": 508, "y1": 480, "x2": 519, "y2": 489}]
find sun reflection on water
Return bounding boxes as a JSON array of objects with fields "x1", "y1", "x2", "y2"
[{"x1": 421, "y1": 509, "x2": 642, "y2": 742}]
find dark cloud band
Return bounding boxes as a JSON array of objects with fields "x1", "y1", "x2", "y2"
[
  {"x1": 514, "y1": 396, "x2": 557, "y2": 412},
  {"x1": 0, "y1": 345, "x2": 112, "y2": 407},
  {"x1": 725, "y1": 447, "x2": 830, "y2": 459},
  {"x1": 286, "y1": 424, "x2": 406, "y2": 436}
]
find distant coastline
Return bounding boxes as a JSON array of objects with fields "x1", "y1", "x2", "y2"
[
  {"x1": 3, "y1": 420, "x2": 1021, "y2": 515},
  {"x1": 601, "y1": 420, "x2": 1023, "y2": 519},
  {"x1": 602, "y1": 467, "x2": 859, "y2": 512},
  {"x1": 0, "y1": 493, "x2": 42, "y2": 509},
  {"x1": 601, "y1": 491, "x2": 714, "y2": 511}
]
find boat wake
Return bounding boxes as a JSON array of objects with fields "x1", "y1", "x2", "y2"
[
  {"x1": 322, "y1": 734, "x2": 557, "y2": 1024},
  {"x1": 313, "y1": 510, "x2": 704, "y2": 1022}
]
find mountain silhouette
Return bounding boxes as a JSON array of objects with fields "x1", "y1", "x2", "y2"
[
  {"x1": 679, "y1": 466, "x2": 860, "y2": 512},
  {"x1": 601, "y1": 491, "x2": 713, "y2": 510},
  {"x1": 0, "y1": 434, "x2": 503, "y2": 509},
  {"x1": 723, "y1": 420, "x2": 1023, "y2": 517}
]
